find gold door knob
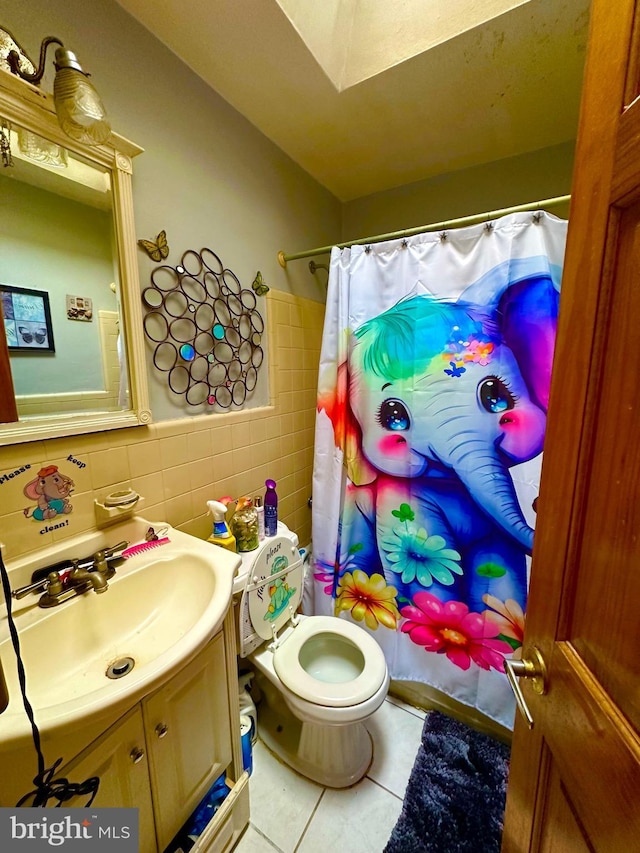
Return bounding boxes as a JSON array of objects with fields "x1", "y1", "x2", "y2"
[{"x1": 504, "y1": 647, "x2": 547, "y2": 730}]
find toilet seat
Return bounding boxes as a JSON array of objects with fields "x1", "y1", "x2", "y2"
[
  {"x1": 273, "y1": 615, "x2": 387, "y2": 707},
  {"x1": 238, "y1": 536, "x2": 387, "y2": 708}
]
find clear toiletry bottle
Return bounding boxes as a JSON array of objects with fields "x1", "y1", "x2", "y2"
[
  {"x1": 231, "y1": 496, "x2": 259, "y2": 552},
  {"x1": 264, "y1": 479, "x2": 278, "y2": 537},
  {"x1": 254, "y1": 495, "x2": 265, "y2": 541}
]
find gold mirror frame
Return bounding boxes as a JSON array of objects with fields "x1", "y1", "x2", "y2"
[{"x1": 0, "y1": 68, "x2": 151, "y2": 444}]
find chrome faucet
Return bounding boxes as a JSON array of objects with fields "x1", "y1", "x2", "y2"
[{"x1": 11, "y1": 542, "x2": 127, "y2": 607}]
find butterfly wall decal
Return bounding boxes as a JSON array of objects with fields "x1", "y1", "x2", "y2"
[
  {"x1": 252, "y1": 271, "x2": 269, "y2": 296},
  {"x1": 138, "y1": 230, "x2": 169, "y2": 262}
]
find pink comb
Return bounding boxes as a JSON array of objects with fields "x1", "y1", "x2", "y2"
[{"x1": 121, "y1": 538, "x2": 170, "y2": 559}]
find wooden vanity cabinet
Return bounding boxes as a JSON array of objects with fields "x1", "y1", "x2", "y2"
[
  {"x1": 58, "y1": 704, "x2": 157, "y2": 853},
  {"x1": 56, "y1": 608, "x2": 249, "y2": 853},
  {"x1": 143, "y1": 631, "x2": 232, "y2": 850}
]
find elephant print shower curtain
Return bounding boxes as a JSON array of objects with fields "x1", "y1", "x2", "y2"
[{"x1": 311, "y1": 212, "x2": 567, "y2": 728}]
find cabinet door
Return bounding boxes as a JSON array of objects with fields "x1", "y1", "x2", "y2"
[
  {"x1": 143, "y1": 634, "x2": 233, "y2": 851},
  {"x1": 57, "y1": 706, "x2": 157, "y2": 853}
]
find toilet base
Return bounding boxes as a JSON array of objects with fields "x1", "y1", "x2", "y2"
[{"x1": 254, "y1": 670, "x2": 374, "y2": 788}]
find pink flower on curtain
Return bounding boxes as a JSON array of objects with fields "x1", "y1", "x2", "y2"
[
  {"x1": 464, "y1": 338, "x2": 494, "y2": 365},
  {"x1": 441, "y1": 335, "x2": 494, "y2": 367},
  {"x1": 400, "y1": 591, "x2": 512, "y2": 671},
  {"x1": 313, "y1": 557, "x2": 336, "y2": 596}
]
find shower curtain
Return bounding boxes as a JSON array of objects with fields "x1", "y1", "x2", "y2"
[{"x1": 311, "y1": 211, "x2": 567, "y2": 729}]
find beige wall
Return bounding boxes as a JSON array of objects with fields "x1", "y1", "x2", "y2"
[
  {"x1": 341, "y1": 141, "x2": 574, "y2": 242},
  {"x1": 0, "y1": 292, "x2": 323, "y2": 567}
]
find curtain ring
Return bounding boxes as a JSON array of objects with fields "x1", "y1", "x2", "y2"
[
  {"x1": 484, "y1": 222, "x2": 494, "y2": 234},
  {"x1": 400, "y1": 238, "x2": 409, "y2": 249},
  {"x1": 439, "y1": 231, "x2": 448, "y2": 243},
  {"x1": 532, "y1": 211, "x2": 542, "y2": 224},
  {"x1": 364, "y1": 245, "x2": 371, "y2": 254}
]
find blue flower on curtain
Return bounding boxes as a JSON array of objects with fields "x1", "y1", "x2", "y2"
[{"x1": 380, "y1": 502, "x2": 462, "y2": 587}]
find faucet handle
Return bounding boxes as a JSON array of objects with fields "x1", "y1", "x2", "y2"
[
  {"x1": 95, "y1": 542, "x2": 127, "y2": 578},
  {"x1": 12, "y1": 577, "x2": 48, "y2": 599},
  {"x1": 103, "y1": 540, "x2": 128, "y2": 559},
  {"x1": 11, "y1": 570, "x2": 65, "y2": 600},
  {"x1": 45, "y1": 571, "x2": 64, "y2": 596},
  {"x1": 93, "y1": 550, "x2": 108, "y2": 574}
]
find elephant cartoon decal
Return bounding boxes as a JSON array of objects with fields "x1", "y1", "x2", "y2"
[
  {"x1": 23, "y1": 465, "x2": 75, "y2": 521},
  {"x1": 317, "y1": 272, "x2": 559, "y2": 672}
]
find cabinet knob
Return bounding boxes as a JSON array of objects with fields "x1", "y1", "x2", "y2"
[
  {"x1": 130, "y1": 747, "x2": 145, "y2": 764},
  {"x1": 155, "y1": 722, "x2": 169, "y2": 739}
]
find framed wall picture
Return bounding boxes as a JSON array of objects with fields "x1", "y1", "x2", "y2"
[
  {"x1": 1, "y1": 284, "x2": 55, "y2": 352},
  {"x1": 66, "y1": 294, "x2": 93, "y2": 321}
]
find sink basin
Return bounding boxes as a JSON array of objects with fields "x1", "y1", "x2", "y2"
[{"x1": 0, "y1": 518, "x2": 240, "y2": 744}]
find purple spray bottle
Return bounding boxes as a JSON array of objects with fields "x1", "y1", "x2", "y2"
[{"x1": 264, "y1": 479, "x2": 278, "y2": 537}]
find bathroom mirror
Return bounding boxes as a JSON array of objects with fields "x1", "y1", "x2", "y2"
[{"x1": 0, "y1": 68, "x2": 151, "y2": 445}]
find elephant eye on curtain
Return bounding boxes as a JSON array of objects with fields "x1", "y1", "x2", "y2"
[{"x1": 311, "y1": 211, "x2": 567, "y2": 730}]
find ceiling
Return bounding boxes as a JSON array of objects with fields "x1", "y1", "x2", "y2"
[{"x1": 115, "y1": 0, "x2": 591, "y2": 202}]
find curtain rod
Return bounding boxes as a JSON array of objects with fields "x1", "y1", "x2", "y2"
[{"x1": 277, "y1": 193, "x2": 571, "y2": 268}]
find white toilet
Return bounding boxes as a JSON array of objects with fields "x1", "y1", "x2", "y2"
[{"x1": 237, "y1": 534, "x2": 389, "y2": 788}]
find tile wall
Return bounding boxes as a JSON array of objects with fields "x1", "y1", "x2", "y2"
[{"x1": 0, "y1": 291, "x2": 325, "y2": 567}]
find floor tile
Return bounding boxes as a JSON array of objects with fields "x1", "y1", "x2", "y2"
[
  {"x1": 365, "y1": 699, "x2": 425, "y2": 798},
  {"x1": 248, "y1": 740, "x2": 323, "y2": 853},
  {"x1": 386, "y1": 693, "x2": 427, "y2": 719},
  {"x1": 234, "y1": 823, "x2": 283, "y2": 853},
  {"x1": 296, "y1": 778, "x2": 403, "y2": 853}
]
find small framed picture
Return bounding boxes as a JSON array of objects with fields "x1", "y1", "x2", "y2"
[
  {"x1": 66, "y1": 294, "x2": 93, "y2": 321},
  {"x1": 1, "y1": 284, "x2": 55, "y2": 352}
]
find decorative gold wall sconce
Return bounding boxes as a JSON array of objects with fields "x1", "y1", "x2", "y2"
[{"x1": 0, "y1": 25, "x2": 110, "y2": 145}]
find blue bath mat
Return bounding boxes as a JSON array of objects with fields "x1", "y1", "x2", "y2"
[{"x1": 384, "y1": 710, "x2": 510, "y2": 853}]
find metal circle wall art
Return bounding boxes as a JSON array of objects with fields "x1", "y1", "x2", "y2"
[{"x1": 140, "y1": 243, "x2": 266, "y2": 409}]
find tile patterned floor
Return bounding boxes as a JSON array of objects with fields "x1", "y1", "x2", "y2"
[{"x1": 234, "y1": 697, "x2": 426, "y2": 853}]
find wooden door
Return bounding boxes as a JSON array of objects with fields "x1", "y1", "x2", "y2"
[{"x1": 502, "y1": 1, "x2": 640, "y2": 850}]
